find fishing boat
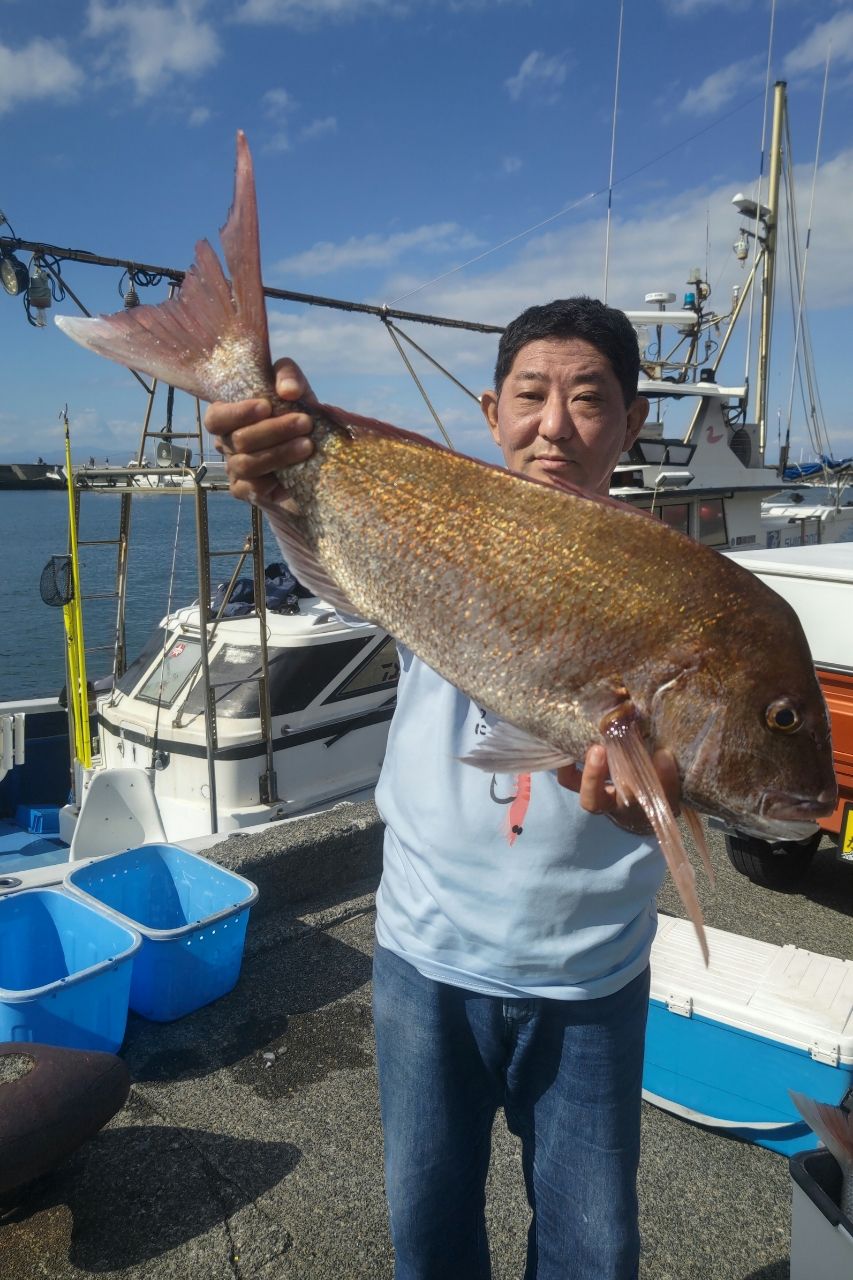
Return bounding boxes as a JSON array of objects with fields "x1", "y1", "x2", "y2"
[{"x1": 608, "y1": 82, "x2": 853, "y2": 552}]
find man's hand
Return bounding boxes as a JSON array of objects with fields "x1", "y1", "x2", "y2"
[
  {"x1": 557, "y1": 744, "x2": 680, "y2": 835},
  {"x1": 204, "y1": 358, "x2": 317, "y2": 505}
]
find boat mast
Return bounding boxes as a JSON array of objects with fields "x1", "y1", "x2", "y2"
[{"x1": 754, "y1": 80, "x2": 786, "y2": 456}]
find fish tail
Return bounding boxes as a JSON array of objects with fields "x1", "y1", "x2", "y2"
[
  {"x1": 55, "y1": 132, "x2": 274, "y2": 405},
  {"x1": 604, "y1": 713, "x2": 709, "y2": 965},
  {"x1": 682, "y1": 806, "x2": 716, "y2": 888}
]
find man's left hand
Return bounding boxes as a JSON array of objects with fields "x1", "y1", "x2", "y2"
[{"x1": 557, "y1": 744, "x2": 680, "y2": 834}]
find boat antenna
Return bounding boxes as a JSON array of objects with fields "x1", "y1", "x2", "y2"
[
  {"x1": 602, "y1": 0, "x2": 625, "y2": 305},
  {"x1": 782, "y1": 42, "x2": 831, "y2": 470},
  {"x1": 743, "y1": 0, "x2": 778, "y2": 408}
]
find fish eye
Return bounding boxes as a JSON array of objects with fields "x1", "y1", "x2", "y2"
[{"x1": 765, "y1": 699, "x2": 802, "y2": 734}]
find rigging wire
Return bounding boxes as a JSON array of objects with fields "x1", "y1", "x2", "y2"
[
  {"x1": 782, "y1": 125, "x2": 830, "y2": 462},
  {"x1": 602, "y1": 0, "x2": 625, "y2": 305},
  {"x1": 383, "y1": 319, "x2": 455, "y2": 448},
  {"x1": 783, "y1": 46, "x2": 832, "y2": 466},
  {"x1": 388, "y1": 89, "x2": 765, "y2": 307}
]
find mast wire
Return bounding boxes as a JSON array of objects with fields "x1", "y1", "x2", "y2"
[
  {"x1": 743, "y1": 0, "x2": 777, "y2": 391},
  {"x1": 784, "y1": 43, "x2": 831, "y2": 462},
  {"x1": 603, "y1": 0, "x2": 625, "y2": 305}
]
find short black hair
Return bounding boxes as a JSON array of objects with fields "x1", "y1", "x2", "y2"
[{"x1": 494, "y1": 297, "x2": 641, "y2": 408}]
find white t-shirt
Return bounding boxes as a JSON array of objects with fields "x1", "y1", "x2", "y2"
[{"x1": 374, "y1": 644, "x2": 666, "y2": 1000}]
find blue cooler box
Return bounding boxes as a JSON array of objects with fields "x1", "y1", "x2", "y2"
[
  {"x1": 643, "y1": 916, "x2": 853, "y2": 1155},
  {"x1": 0, "y1": 887, "x2": 141, "y2": 1051},
  {"x1": 65, "y1": 843, "x2": 258, "y2": 1022}
]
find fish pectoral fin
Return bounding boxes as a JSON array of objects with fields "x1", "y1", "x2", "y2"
[
  {"x1": 459, "y1": 721, "x2": 576, "y2": 773},
  {"x1": 789, "y1": 1092, "x2": 853, "y2": 1169},
  {"x1": 682, "y1": 806, "x2": 716, "y2": 887},
  {"x1": 260, "y1": 500, "x2": 363, "y2": 619},
  {"x1": 603, "y1": 710, "x2": 710, "y2": 967}
]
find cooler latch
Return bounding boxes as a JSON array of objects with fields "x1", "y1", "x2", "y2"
[
  {"x1": 666, "y1": 993, "x2": 693, "y2": 1018},
  {"x1": 808, "y1": 1041, "x2": 840, "y2": 1066}
]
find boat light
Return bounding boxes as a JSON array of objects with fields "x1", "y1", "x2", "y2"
[
  {"x1": 0, "y1": 251, "x2": 29, "y2": 296},
  {"x1": 733, "y1": 232, "x2": 749, "y2": 262}
]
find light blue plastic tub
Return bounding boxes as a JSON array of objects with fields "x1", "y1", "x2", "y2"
[
  {"x1": 65, "y1": 844, "x2": 258, "y2": 1022},
  {"x1": 0, "y1": 887, "x2": 141, "y2": 1051}
]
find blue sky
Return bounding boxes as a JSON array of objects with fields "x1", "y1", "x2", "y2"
[{"x1": 1, "y1": 0, "x2": 851, "y2": 466}]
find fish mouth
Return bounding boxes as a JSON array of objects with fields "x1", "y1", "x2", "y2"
[
  {"x1": 740, "y1": 786, "x2": 838, "y2": 841},
  {"x1": 760, "y1": 787, "x2": 837, "y2": 823}
]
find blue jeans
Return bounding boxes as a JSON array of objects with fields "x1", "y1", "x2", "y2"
[{"x1": 372, "y1": 944, "x2": 649, "y2": 1280}]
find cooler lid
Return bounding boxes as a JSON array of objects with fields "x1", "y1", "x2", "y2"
[{"x1": 650, "y1": 916, "x2": 853, "y2": 1064}]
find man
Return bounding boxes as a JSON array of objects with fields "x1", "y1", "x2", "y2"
[{"x1": 206, "y1": 297, "x2": 678, "y2": 1280}]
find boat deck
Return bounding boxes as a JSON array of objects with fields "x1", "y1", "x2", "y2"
[
  {"x1": 1, "y1": 802, "x2": 851, "y2": 1279},
  {"x1": 0, "y1": 819, "x2": 68, "y2": 876}
]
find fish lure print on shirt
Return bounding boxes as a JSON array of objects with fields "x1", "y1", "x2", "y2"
[{"x1": 56, "y1": 133, "x2": 838, "y2": 965}]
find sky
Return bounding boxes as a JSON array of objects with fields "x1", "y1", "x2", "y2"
[{"x1": 1, "y1": 0, "x2": 852, "y2": 467}]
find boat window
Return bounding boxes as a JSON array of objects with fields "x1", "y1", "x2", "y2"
[
  {"x1": 655, "y1": 503, "x2": 690, "y2": 537},
  {"x1": 136, "y1": 637, "x2": 202, "y2": 707},
  {"x1": 698, "y1": 498, "x2": 728, "y2": 547},
  {"x1": 323, "y1": 634, "x2": 400, "y2": 703},
  {"x1": 115, "y1": 626, "x2": 172, "y2": 695},
  {"x1": 180, "y1": 636, "x2": 373, "y2": 719}
]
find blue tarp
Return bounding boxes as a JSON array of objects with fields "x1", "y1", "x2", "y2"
[{"x1": 782, "y1": 455, "x2": 852, "y2": 481}]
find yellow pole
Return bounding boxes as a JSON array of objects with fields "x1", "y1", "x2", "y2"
[{"x1": 63, "y1": 412, "x2": 92, "y2": 768}]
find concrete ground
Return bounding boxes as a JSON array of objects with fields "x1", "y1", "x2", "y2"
[{"x1": 1, "y1": 801, "x2": 850, "y2": 1279}]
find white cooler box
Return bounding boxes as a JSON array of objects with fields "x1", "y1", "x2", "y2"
[{"x1": 643, "y1": 916, "x2": 853, "y2": 1155}]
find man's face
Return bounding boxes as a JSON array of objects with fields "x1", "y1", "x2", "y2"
[{"x1": 480, "y1": 336, "x2": 648, "y2": 497}]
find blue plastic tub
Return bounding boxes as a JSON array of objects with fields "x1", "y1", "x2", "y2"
[
  {"x1": 0, "y1": 887, "x2": 141, "y2": 1051},
  {"x1": 15, "y1": 804, "x2": 61, "y2": 835},
  {"x1": 65, "y1": 844, "x2": 259, "y2": 1022}
]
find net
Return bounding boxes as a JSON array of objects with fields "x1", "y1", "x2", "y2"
[{"x1": 40, "y1": 555, "x2": 74, "y2": 607}]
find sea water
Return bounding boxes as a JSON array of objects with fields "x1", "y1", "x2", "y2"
[
  {"x1": 0, "y1": 489, "x2": 253, "y2": 701},
  {"x1": 2, "y1": 485, "x2": 851, "y2": 703}
]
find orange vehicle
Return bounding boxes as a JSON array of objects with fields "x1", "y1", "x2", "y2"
[{"x1": 722, "y1": 544, "x2": 853, "y2": 888}]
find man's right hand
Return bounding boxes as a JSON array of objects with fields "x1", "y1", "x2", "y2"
[{"x1": 204, "y1": 357, "x2": 317, "y2": 505}]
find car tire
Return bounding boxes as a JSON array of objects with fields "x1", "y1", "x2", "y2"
[{"x1": 724, "y1": 830, "x2": 822, "y2": 889}]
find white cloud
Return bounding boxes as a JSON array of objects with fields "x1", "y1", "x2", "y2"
[
  {"x1": 85, "y1": 0, "x2": 221, "y2": 98},
  {"x1": 0, "y1": 37, "x2": 83, "y2": 115},
  {"x1": 679, "y1": 56, "x2": 763, "y2": 115},
  {"x1": 263, "y1": 87, "x2": 295, "y2": 114},
  {"x1": 262, "y1": 86, "x2": 296, "y2": 151},
  {"x1": 502, "y1": 156, "x2": 522, "y2": 175},
  {"x1": 664, "y1": 0, "x2": 750, "y2": 13},
  {"x1": 235, "y1": 0, "x2": 403, "y2": 24},
  {"x1": 275, "y1": 222, "x2": 483, "y2": 277},
  {"x1": 300, "y1": 115, "x2": 337, "y2": 141},
  {"x1": 505, "y1": 50, "x2": 567, "y2": 103},
  {"x1": 784, "y1": 11, "x2": 853, "y2": 75},
  {"x1": 188, "y1": 105, "x2": 211, "y2": 126}
]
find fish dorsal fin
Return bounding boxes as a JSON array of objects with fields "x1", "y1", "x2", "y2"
[
  {"x1": 260, "y1": 500, "x2": 362, "y2": 619},
  {"x1": 56, "y1": 133, "x2": 274, "y2": 404},
  {"x1": 604, "y1": 713, "x2": 710, "y2": 966},
  {"x1": 459, "y1": 720, "x2": 576, "y2": 773}
]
